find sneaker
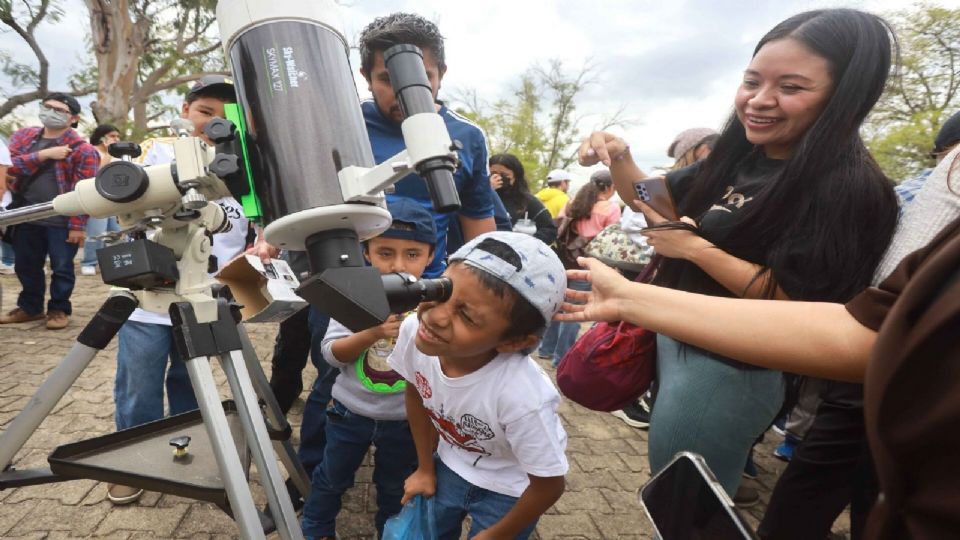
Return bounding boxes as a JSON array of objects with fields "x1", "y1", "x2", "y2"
[
  {"x1": 107, "y1": 483, "x2": 143, "y2": 505},
  {"x1": 734, "y1": 485, "x2": 760, "y2": 508},
  {"x1": 45, "y1": 310, "x2": 69, "y2": 330},
  {"x1": 80, "y1": 265, "x2": 97, "y2": 276},
  {"x1": 0, "y1": 262, "x2": 14, "y2": 275},
  {"x1": 0, "y1": 308, "x2": 45, "y2": 324},
  {"x1": 774, "y1": 435, "x2": 800, "y2": 462},
  {"x1": 611, "y1": 397, "x2": 651, "y2": 429}
]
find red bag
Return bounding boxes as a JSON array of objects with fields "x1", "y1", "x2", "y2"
[{"x1": 555, "y1": 257, "x2": 660, "y2": 412}]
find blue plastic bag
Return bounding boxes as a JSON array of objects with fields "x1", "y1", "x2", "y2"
[{"x1": 382, "y1": 495, "x2": 438, "y2": 540}]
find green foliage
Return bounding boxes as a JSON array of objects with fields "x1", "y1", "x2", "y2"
[
  {"x1": 866, "y1": 3, "x2": 960, "y2": 180},
  {"x1": 451, "y1": 60, "x2": 625, "y2": 190}
]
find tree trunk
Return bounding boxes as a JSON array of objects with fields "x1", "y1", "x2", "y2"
[{"x1": 85, "y1": 0, "x2": 148, "y2": 125}]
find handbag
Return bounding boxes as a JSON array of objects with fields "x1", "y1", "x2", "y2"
[
  {"x1": 555, "y1": 256, "x2": 661, "y2": 412},
  {"x1": 584, "y1": 223, "x2": 654, "y2": 273}
]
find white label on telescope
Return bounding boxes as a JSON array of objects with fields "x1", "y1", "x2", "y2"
[{"x1": 263, "y1": 45, "x2": 306, "y2": 94}]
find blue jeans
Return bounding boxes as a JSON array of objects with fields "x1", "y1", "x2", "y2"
[
  {"x1": 12, "y1": 223, "x2": 78, "y2": 315},
  {"x1": 82, "y1": 216, "x2": 119, "y2": 267},
  {"x1": 114, "y1": 321, "x2": 199, "y2": 430},
  {"x1": 1, "y1": 242, "x2": 14, "y2": 266},
  {"x1": 648, "y1": 335, "x2": 784, "y2": 496},
  {"x1": 301, "y1": 400, "x2": 417, "y2": 538},
  {"x1": 433, "y1": 458, "x2": 537, "y2": 540},
  {"x1": 297, "y1": 306, "x2": 336, "y2": 478},
  {"x1": 538, "y1": 279, "x2": 590, "y2": 367}
]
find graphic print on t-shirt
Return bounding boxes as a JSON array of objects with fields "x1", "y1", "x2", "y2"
[
  {"x1": 709, "y1": 185, "x2": 755, "y2": 214},
  {"x1": 415, "y1": 369, "x2": 495, "y2": 465}
]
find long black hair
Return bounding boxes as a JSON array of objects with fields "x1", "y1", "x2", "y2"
[
  {"x1": 669, "y1": 9, "x2": 899, "y2": 302},
  {"x1": 490, "y1": 153, "x2": 530, "y2": 216}
]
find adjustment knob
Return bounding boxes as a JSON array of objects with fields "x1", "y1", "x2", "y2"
[
  {"x1": 203, "y1": 118, "x2": 236, "y2": 144},
  {"x1": 107, "y1": 141, "x2": 142, "y2": 160},
  {"x1": 209, "y1": 153, "x2": 240, "y2": 179},
  {"x1": 169, "y1": 435, "x2": 191, "y2": 458},
  {"x1": 182, "y1": 187, "x2": 207, "y2": 210}
]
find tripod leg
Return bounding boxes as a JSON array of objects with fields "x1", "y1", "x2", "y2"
[
  {"x1": 184, "y1": 354, "x2": 266, "y2": 540},
  {"x1": 0, "y1": 294, "x2": 136, "y2": 470},
  {"x1": 220, "y1": 349, "x2": 304, "y2": 540},
  {"x1": 236, "y1": 324, "x2": 311, "y2": 499}
]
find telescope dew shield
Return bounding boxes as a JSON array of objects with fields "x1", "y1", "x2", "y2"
[
  {"x1": 218, "y1": 0, "x2": 383, "y2": 250},
  {"x1": 383, "y1": 44, "x2": 461, "y2": 214}
]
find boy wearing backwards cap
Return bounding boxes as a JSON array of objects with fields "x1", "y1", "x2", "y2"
[
  {"x1": 390, "y1": 231, "x2": 568, "y2": 539},
  {"x1": 301, "y1": 198, "x2": 438, "y2": 540}
]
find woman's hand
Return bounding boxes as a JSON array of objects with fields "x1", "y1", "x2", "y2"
[
  {"x1": 578, "y1": 131, "x2": 630, "y2": 167},
  {"x1": 636, "y1": 201, "x2": 714, "y2": 260},
  {"x1": 556, "y1": 257, "x2": 633, "y2": 323},
  {"x1": 490, "y1": 173, "x2": 504, "y2": 190}
]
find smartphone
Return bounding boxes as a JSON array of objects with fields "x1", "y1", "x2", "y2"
[
  {"x1": 633, "y1": 177, "x2": 680, "y2": 221},
  {"x1": 639, "y1": 452, "x2": 757, "y2": 540}
]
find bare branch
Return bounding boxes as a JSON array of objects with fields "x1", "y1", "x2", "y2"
[{"x1": 144, "y1": 70, "x2": 229, "y2": 94}]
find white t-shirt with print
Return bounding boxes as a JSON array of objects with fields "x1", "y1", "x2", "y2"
[
  {"x1": 128, "y1": 140, "x2": 249, "y2": 325},
  {"x1": 388, "y1": 315, "x2": 569, "y2": 498}
]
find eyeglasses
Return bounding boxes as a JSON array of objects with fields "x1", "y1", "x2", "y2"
[{"x1": 41, "y1": 103, "x2": 72, "y2": 115}]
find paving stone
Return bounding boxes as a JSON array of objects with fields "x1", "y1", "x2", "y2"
[
  {"x1": 94, "y1": 502, "x2": 190, "y2": 536},
  {"x1": 0, "y1": 274, "x2": 854, "y2": 539}
]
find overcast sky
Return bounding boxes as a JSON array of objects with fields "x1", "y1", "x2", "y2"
[{"x1": 0, "y1": 0, "x2": 931, "y2": 181}]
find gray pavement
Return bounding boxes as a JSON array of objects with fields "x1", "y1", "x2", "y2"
[{"x1": 0, "y1": 272, "x2": 850, "y2": 539}]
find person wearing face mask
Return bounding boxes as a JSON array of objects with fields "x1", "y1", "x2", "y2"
[{"x1": 1, "y1": 93, "x2": 99, "y2": 330}]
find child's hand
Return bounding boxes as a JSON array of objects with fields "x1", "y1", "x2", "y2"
[
  {"x1": 371, "y1": 314, "x2": 402, "y2": 341},
  {"x1": 401, "y1": 467, "x2": 436, "y2": 504}
]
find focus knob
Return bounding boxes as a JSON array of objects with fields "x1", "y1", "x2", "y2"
[
  {"x1": 182, "y1": 187, "x2": 207, "y2": 210},
  {"x1": 107, "y1": 141, "x2": 142, "y2": 160}
]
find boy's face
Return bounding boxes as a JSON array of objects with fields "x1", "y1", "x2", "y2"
[
  {"x1": 415, "y1": 263, "x2": 535, "y2": 361},
  {"x1": 180, "y1": 96, "x2": 228, "y2": 144},
  {"x1": 364, "y1": 236, "x2": 433, "y2": 277},
  {"x1": 362, "y1": 49, "x2": 446, "y2": 124}
]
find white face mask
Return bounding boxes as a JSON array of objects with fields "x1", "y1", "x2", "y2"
[{"x1": 39, "y1": 108, "x2": 70, "y2": 129}]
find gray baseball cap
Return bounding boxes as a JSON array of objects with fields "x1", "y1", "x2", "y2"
[{"x1": 449, "y1": 231, "x2": 568, "y2": 326}]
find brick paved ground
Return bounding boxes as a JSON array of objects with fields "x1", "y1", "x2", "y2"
[{"x1": 0, "y1": 272, "x2": 850, "y2": 539}]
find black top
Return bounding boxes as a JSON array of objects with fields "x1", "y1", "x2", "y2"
[
  {"x1": 661, "y1": 155, "x2": 815, "y2": 299},
  {"x1": 24, "y1": 138, "x2": 67, "y2": 228},
  {"x1": 497, "y1": 191, "x2": 557, "y2": 245}
]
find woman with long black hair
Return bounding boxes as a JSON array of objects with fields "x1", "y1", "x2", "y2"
[
  {"x1": 489, "y1": 153, "x2": 557, "y2": 244},
  {"x1": 578, "y1": 8, "x2": 899, "y2": 498}
]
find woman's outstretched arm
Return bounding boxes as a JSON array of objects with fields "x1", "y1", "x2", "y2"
[{"x1": 557, "y1": 257, "x2": 876, "y2": 382}]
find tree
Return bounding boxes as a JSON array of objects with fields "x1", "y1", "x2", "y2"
[
  {"x1": 865, "y1": 4, "x2": 960, "y2": 181},
  {"x1": 0, "y1": 0, "x2": 225, "y2": 134},
  {"x1": 0, "y1": 0, "x2": 96, "y2": 119},
  {"x1": 82, "y1": 0, "x2": 226, "y2": 133},
  {"x1": 451, "y1": 59, "x2": 629, "y2": 188}
]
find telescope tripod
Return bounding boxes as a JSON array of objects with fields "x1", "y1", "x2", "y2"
[{"x1": 0, "y1": 248, "x2": 310, "y2": 540}]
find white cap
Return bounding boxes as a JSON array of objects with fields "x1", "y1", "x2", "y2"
[{"x1": 546, "y1": 169, "x2": 572, "y2": 184}]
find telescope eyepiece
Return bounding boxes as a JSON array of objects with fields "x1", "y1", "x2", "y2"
[{"x1": 382, "y1": 272, "x2": 452, "y2": 315}]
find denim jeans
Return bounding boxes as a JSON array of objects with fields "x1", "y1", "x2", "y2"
[
  {"x1": 297, "y1": 306, "x2": 336, "y2": 479},
  {"x1": 114, "y1": 321, "x2": 199, "y2": 430},
  {"x1": 81, "y1": 216, "x2": 119, "y2": 267},
  {"x1": 12, "y1": 223, "x2": 78, "y2": 315},
  {"x1": 648, "y1": 335, "x2": 784, "y2": 496},
  {"x1": 433, "y1": 458, "x2": 537, "y2": 540},
  {"x1": 538, "y1": 278, "x2": 590, "y2": 367},
  {"x1": 1, "y1": 242, "x2": 14, "y2": 266},
  {"x1": 300, "y1": 400, "x2": 417, "y2": 538}
]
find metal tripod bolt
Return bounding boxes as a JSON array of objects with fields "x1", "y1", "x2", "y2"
[{"x1": 169, "y1": 435, "x2": 191, "y2": 458}]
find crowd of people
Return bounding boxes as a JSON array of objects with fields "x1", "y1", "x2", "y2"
[{"x1": 1, "y1": 6, "x2": 959, "y2": 540}]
